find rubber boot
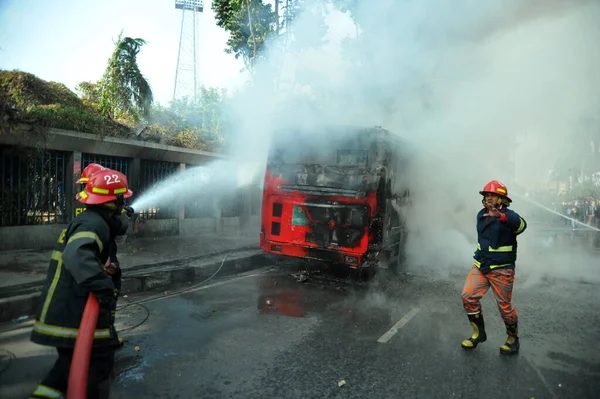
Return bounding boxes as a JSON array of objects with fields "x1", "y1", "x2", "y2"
[
  {"x1": 461, "y1": 313, "x2": 487, "y2": 349},
  {"x1": 499, "y1": 323, "x2": 519, "y2": 355}
]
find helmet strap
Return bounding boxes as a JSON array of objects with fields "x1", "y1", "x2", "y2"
[
  {"x1": 115, "y1": 194, "x2": 125, "y2": 213},
  {"x1": 116, "y1": 194, "x2": 125, "y2": 207}
]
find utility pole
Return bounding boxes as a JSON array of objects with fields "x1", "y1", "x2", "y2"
[
  {"x1": 173, "y1": 0, "x2": 204, "y2": 102},
  {"x1": 275, "y1": 0, "x2": 280, "y2": 35}
]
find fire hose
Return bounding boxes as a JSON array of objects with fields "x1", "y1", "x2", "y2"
[
  {"x1": 65, "y1": 250, "x2": 232, "y2": 397},
  {"x1": 66, "y1": 209, "x2": 134, "y2": 398},
  {"x1": 67, "y1": 292, "x2": 99, "y2": 399}
]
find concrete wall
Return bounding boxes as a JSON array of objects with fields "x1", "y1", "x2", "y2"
[
  {"x1": 1, "y1": 127, "x2": 261, "y2": 250},
  {"x1": 220, "y1": 216, "x2": 241, "y2": 233},
  {"x1": 135, "y1": 218, "x2": 180, "y2": 238},
  {"x1": 3, "y1": 126, "x2": 225, "y2": 165},
  {"x1": 0, "y1": 224, "x2": 69, "y2": 251},
  {"x1": 136, "y1": 217, "x2": 245, "y2": 238},
  {"x1": 178, "y1": 218, "x2": 217, "y2": 236},
  {"x1": 0, "y1": 216, "x2": 259, "y2": 250}
]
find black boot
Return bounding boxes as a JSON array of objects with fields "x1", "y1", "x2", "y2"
[
  {"x1": 500, "y1": 322, "x2": 519, "y2": 355},
  {"x1": 461, "y1": 313, "x2": 487, "y2": 349}
]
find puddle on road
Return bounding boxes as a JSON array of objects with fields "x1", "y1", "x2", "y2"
[
  {"x1": 256, "y1": 270, "x2": 354, "y2": 318},
  {"x1": 114, "y1": 355, "x2": 147, "y2": 383},
  {"x1": 114, "y1": 347, "x2": 178, "y2": 385},
  {"x1": 255, "y1": 271, "x2": 395, "y2": 326}
]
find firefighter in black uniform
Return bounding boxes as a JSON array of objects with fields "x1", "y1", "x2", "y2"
[
  {"x1": 30, "y1": 168, "x2": 133, "y2": 399},
  {"x1": 76, "y1": 162, "x2": 133, "y2": 349}
]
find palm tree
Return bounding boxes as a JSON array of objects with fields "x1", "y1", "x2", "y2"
[{"x1": 99, "y1": 31, "x2": 153, "y2": 123}]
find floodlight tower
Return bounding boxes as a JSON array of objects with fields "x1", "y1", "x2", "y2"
[{"x1": 173, "y1": 0, "x2": 204, "y2": 102}]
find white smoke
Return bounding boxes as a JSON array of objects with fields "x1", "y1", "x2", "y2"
[{"x1": 219, "y1": 0, "x2": 600, "y2": 281}]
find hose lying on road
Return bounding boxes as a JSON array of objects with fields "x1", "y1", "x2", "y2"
[
  {"x1": 0, "y1": 349, "x2": 16, "y2": 376},
  {"x1": 0, "y1": 253, "x2": 234, "y2": 376},
  {"x1": 115, "y1": 252, "x2": 231, "y2": 332}
]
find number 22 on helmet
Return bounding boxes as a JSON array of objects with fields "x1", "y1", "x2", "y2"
[{"x1": 76, "y1": 169, "x2": 133, "y2": 205}]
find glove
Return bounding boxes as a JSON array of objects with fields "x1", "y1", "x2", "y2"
[
  {"x1": 105, "y1": 262, "x2": 122, "y2": 283},
  {"x1": 124, "y1": 206, "x2": 135, "y2": 218}
]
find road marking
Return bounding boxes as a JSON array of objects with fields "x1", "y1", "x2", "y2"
[
  {"x1": 377, "y1": 307, "x2": 420, "y2": 344},
  {"x1": 523, "y1": 356, "x2": 559, "y2": 399}
]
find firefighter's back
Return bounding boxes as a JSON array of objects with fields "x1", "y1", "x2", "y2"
[{"x1": 30, "y1": 206, "x2": 117, "y2": 349}]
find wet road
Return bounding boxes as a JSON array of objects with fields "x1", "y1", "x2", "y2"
[{"x1": 1, "y1": 262, "x2": 600, "y2": 399}]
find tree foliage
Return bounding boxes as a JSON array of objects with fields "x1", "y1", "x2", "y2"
[
  {"x1": 75, "y1": 81, "x2": 101, "y2": 109},
  {"x1": 279, "y1": 0, "x2": 328, "y2": 53},
  {"x1": 98, "y1": 31, "x2": 154, "y2": 123},
  {"x1": 146, "y1": 87, "x2": 229, "y2": 152},
  {"x1": 213, "y1": 0, "x2": 277, "y2": 69},
  {"x1": 0, "y1": 70, "x2": 130, "y2": 137}
]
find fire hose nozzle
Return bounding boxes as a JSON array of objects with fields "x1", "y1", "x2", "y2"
[{"x1": 124, "y1": 206, "x2": 135, "y2": 218}]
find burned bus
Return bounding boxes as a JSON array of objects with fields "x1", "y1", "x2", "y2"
[{"x1": 260, "y1": 125, "x2": 412, "y2": 273}]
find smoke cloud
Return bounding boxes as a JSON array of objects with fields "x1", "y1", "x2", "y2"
[{"x1": 219, "y1": 0, "x2": 600, "y2": 282}]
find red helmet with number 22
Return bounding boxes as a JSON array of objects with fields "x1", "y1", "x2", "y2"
[{"x1": 76, "y1": 169, "x2": 133, "y2": 205}]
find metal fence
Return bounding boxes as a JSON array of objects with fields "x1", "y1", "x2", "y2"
[
  {"x1": 183, "y1": 163, "x2": 216, "y2": 218},
  {"x1": 185, "y1": 184, "x2": 258, "y2": 219},
  {"x1": 1, "y1": 146, "x2": 68, "y2": 226},
  {"x1": 81, "y1": 153, "x2": 132, "y2": 176},
  {"x1": 185, "y1": 195, "x2": 218, "y2": 218},
  {"x1": 250, "y1": 184, "x2": 261, "y2": 216},
  {"x1": 137, "y1": 160, "x2": 180, "y2": 219},
  {"x1": 220, "y1": 189, "x2": 244, "y2": 217}
]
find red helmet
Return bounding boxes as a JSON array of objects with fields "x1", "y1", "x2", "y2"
[
  {"x1": 76, "y1": 163, "x2": 106, "y2": 184},
  {"x1": 479, "y1": 180, "x2": 512, "y2": 203},
  {"x1": 76, "y1": 169, "x2": 133, "y2": 205}
]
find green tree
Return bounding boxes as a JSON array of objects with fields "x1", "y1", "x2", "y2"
[
  {"x1": 98, "y1": 31, "x2": 153, "y2": 123},
  {"x1": 75, "y1": 81, "x2": 101, "y2": 109},
  {"x1": 148, "y1": 86, "x2": 229, "y2": 151},
  {"x1": 279, "y1": 0, "x2": 328, "y2": 53},
  {"x1": 213, "y1": 0, "x2": 277, "y2": 69}
]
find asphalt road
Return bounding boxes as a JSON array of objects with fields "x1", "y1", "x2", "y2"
[{"x1": 1, "y1": 262, "x2": 599, "y2": 399}]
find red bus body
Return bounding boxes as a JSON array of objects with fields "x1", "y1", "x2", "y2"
[{"x1": 260, "y1": 126, "x2": 410, "y2": 270}]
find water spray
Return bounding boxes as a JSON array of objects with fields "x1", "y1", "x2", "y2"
[
  {"x1": 130, "y1": 160, "x2": 262, "y2": 212},
  {"x1": 512, "y1": 192, "x2": 600, "y2": 232}
]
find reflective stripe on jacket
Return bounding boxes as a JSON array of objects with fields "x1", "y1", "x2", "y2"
[
  {"x1": 30, "y1": 207, "x2": 119, "y2": 349},
  {"x1": 473, "y1": 207, "x2": 527, "y2": 273}
]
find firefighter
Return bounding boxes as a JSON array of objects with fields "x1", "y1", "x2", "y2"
[
  {"x1": 30, "y1": 168, "x2": 133, "y2": 399},
  {"x1": 76, "y1": 162, "x2": 132, "y2": 348},
  {"x1": 460, "y1": 180, "x2": 527, "y2": 355},
  {"x1": 76, "y1": 162, "x2": 106, "y2": 186}
]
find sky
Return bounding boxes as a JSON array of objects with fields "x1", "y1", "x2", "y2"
[{"x1": 0, "y1": 0, "x2": 251, "y2": 105}]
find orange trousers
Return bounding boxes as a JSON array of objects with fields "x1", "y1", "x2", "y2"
[{"x1": 461, "y1": 265, "x2": 518, "y2": 325}]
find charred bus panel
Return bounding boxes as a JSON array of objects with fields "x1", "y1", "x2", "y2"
[{"x1": 261, "y1": 125, "x2": 412, "y2": 271}]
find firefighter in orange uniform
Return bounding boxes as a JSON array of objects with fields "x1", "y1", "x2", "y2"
[
  {"x1": 461, "y1": 180, "x2": 527, "y2": 355},
  {"x1": 30, "y1": 169, "x2": 133, "y2": 399}
]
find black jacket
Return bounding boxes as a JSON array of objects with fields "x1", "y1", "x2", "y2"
[
  {"x1": 473, "y1": 207, "x2": 527, "y2": 273},
  {"x1": 107, "y1": 211, "x2": 129, "y2": 322},
  {"x1": 30, "y1": 206, "x2": 126, "y2": 348}
]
